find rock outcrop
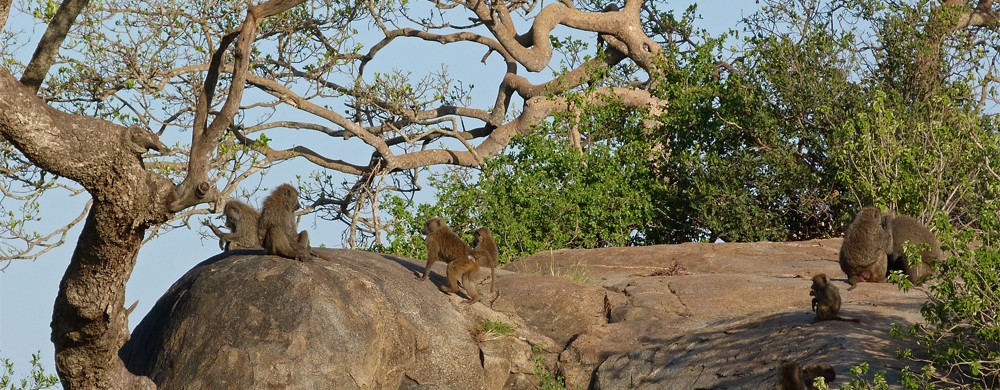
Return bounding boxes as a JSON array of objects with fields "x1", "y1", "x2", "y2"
[{"x1": 121, "y1": 239, "x2": 928, "y2": 389}]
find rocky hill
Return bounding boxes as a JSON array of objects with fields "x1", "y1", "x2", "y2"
[{"x1": 120, "y1": 239, "x2": 927, "y2": 389}]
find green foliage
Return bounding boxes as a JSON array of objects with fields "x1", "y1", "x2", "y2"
[
  {"x1": 841, "y1": 362, "x2": 890, "y2": 390},
  {"x1": 377, "y1": 124, "x2": 664, "y2": 261},
  {"x1": 0, "y1": 352, "x2": 59, "y2": 390},
  {"x1": 892, "y1": 225, "x2": 1000, "y2": 388}
]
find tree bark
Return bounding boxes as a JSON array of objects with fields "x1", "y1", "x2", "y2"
[{"x1": 0, "y1": 69, "x2": 170, "y2": 389}]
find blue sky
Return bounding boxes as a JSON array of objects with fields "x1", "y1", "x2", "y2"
[{"x1": 0, "y1": 0, "x2": 759, "y2": 381}]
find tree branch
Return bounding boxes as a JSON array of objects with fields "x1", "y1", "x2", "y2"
[{"x1": 20, "y1": 0, "x2": 91, "y2": 91}]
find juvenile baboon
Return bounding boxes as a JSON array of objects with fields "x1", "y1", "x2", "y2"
[
  {"x1": 839, "y1": 207, "x2": 893, "y2": 290},
  {"x1": 776, "y1": 361, "x2": 806, "y2": 390},
  {"x1": 810, "y1": 274, "x2": 859, "y2": 323},
  {"x1": 886, "y1": 214, "x2": 940, "y2": 285},
  {"x1": 801, "y1": 363, "x2": 836, "y2": 388},
  {"x1": 422, "y1": 218, "x2": 481, "y2": 303},
  {"x1": 776, "y1": 361, "x2": 836, "y2": 390},
  {"x1": 257, "y1": 184, "x2": 315, "y2": 261},
  {"x1": 203, "y1": 199, "x2": 260, "y2": 251},
  {"x1": 472, "y1": 227, "x2": 499, "y2": 293}
]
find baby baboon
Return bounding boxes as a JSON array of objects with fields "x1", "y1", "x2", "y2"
[
  {"x1": 775, "y1": 361, "x2": 806, "y2": 390},
  {"x1": 810, "y1": 274, "x2": 859, "y2": 323},
  {"x1": 471, "y1": 227, "x2": 499, "y2": 293},
  {"x1": 801, "y1": 363, "x2": 836, "y2": 388},
  {"x1": 776, "y1": 361, "x2": 836, "y2": 390},
  {"x1": 422, "y1": 218, "x2": 481, "y2": 303},
  {"x1": 203, "y1": 199, "x2": 260, "y2": 251},
  {"x1": 257, "y1": 184, "x2": 314, "y2": 261},
  {"x1": 839, "y1": 207, "x2": 893, "y2": 290},
  {"x1": 886, "y1": 214, "x2": 940, "y2": 285}
]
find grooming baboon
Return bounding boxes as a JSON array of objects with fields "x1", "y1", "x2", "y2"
[
  {"x1": 886, "y1": 214, "x2": 940, "y2": 284},
  {"x1": 422, "y1": 218, "x2": 481, "y2": 303},
  {"x1": 203, "y1": 199, "x2": 260, "y2": 251},
  {"x1": 810, "y1": 273, "x2": 859, "y2": 323},
  {"x1": 776, "y1": 361, "x2": 836, "y2": 390},
  {"x1": 839, "y1": 207, "x2": 893, "y2": 290},
  {"x1": 257, "y1": 184, "x2": 316, "y2": 261},
  {"x1": 776, "y1": 361, "x2": 806, "y2": 390},
  {"x1": 472, "y1": 227, "x2": 499, "y2": 293}
]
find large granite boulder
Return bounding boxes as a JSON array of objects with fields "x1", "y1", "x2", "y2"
[{"x1": 122, "y1": 239, "x2": 929, "y2": 389}]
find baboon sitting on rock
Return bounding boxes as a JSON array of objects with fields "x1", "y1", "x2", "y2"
[{"x1": 839, "y1": 206, "x2": 893, "y2": 290}]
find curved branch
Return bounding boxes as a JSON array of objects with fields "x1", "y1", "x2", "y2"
[
  {"x1": 245, "y1": 73, "x2": 392, "y2": 157},
  {"x1": 502, "y1": 49, "x2": 629, "y2": 99},
  {"x1": 385, "y1": 87, "x2": 668, "y2": 170},
  {"x1": 228, "y1": 125, "x2": 369, "y2": 175},
  {"x1": 360, "y1": 28, "x2": 511, "y2": 75},
  {"x1": 471, "y1": 0, "x2": 659, "y2": 73}
]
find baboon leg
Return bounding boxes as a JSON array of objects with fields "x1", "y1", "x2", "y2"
[
  {"x1": 462, "y1": 265, "x2": 481, "y2": 304},
  {"x1": 421, "y1": 259, "x2": 437, "y2": 281},
  {"x1": 297, "y1": 230, "x2": 310, "y2": 247},
  {"x1": 439, "y1": 260, "x2": 464, "y2": 295}
]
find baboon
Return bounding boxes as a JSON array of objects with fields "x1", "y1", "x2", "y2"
[
  {"x1": 422, "y1": 218, "x2": 481, "y2": 303},
  {"x1": 257, "y1": 184, "x2": 315, "y2": 261},
  {"x1": 802, "y1": 363, "x2": 836, "y2": 388},
  {"x1": 886, "y1": 214, "x2": 940, "y2": 285},
  {"x1": 839, "y1": 207, "x2": 893, "y2": 290},
  {"x1": 776, "y1": 361, "x2": 806, "y2": 390},
  {"x1": 776, "y1": 361, "x2": 836, "y2": 390},
  {"x1": 810, "y1": 273, "x2": 859, "y2": 323},
  {"x1": 203, "y1": 199, "x2": 260, "y2": 251},
  {"x1": 471, "y1": 227, "x2": 499, "y2": 293}
]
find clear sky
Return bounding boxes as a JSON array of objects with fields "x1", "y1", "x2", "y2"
[{"x1": 0, "y1": 0, "x2": 759, "y2": 383}]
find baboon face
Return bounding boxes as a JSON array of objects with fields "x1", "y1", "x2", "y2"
[
  {"x1": 472, "y1": 228, "x2": 491, "y2": 247},
  {"x1": 811, "y1": 274, "x2": 829, "y2": 292},
  {"x1": 422, "y1": 218, "x2": 443, "y2": 236}
]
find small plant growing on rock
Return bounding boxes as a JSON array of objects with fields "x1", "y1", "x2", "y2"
[
  {"x1": 472, "y1": 320, "x2": 514, "y2": 344},
  {"x1": 532, "y1": 346, "x2": 567, "y2": 390}
]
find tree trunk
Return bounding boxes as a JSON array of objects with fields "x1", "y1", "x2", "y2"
[
  {"x1": 51, "y1": 201, "x2": 156, "y2": 389},
  {"x1": 0, "y1": 70, "x2": 170, "y2": 388}
]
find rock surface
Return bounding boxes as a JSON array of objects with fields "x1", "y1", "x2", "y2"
[{"x1": 121, "y1": 239, "x2": 928, "y2": 389}]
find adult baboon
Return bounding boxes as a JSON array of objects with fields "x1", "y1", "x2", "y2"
[
  {"x1": 203, "y1": 199, "x2": 260, "y2": 251},
  {"x1": 472, "y1": 227, "x2": 499, "y2": 293},
  {"x1": 422, "y1": 217, "x2": 481, "y2": 303},
  {"x1": 886, "y1": 214, "x2": 940, "y2": 285},
  {"x1": 839, "y1": 206, "x2": 893, "y2": 290},
  {"x1": 810, "y1": 274, "x2": 859, "y2": 323},
  {"x1": 257, "y1": 184, "x2": 314, "y2": 261}
]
